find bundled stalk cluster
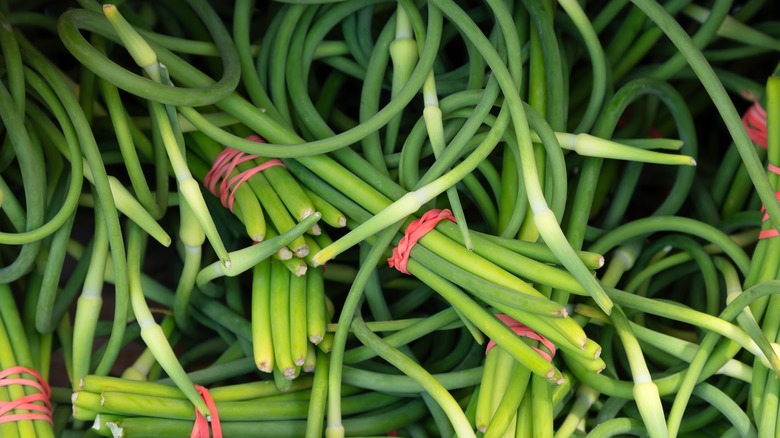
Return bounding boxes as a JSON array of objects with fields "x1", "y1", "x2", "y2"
[{"x1": 1, "y1": 0, "x2": 780, "y2": 437}]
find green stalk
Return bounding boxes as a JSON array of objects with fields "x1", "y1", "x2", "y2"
[
  {"x1": 289, "y1": 271, "x2": 308, "y2": 367},
  {"x1": 630, "y1": 0, "x2": 780, "y2": 237},
  {"x1": 252, "y1": 258, "x2": 274, "y2": 373},
  {"x1": 71, "y1": 205, "x2": 108, "y2": 388},
  {"x1": 271, "y1": 258, "x2": 296, "y2": 379},
  {"x1": 351, "y1": 315, "x2": 476, "y2": 438},
  {"x1": 126, "y1": 224, "x2": 210, "y2": 417}
]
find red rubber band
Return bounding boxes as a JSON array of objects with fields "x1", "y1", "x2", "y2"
[
  {"x1": 485, "y1": 314, "x2": 556, "y2": 363},
  {"x1": 759, "y1": 192, "x2": 780, "y2": 239},
  {"x1": 191, "y1": 385, "x2": 221, "y2": 438},
  {"x1": 742, "y1": 101, "x2": 767, "y2": 149},
  {"x1": 203, "y1": 135, "x2": 285, "y2": 213},
  {"x1": 388, "y1": 209, "x2": 456, "y2": 275},
  {"x1": 768, "y1": 163, "x2": 780, "y2": 176},
  {"x1": 0, "y1": 366, "x2": 52, "y2": 425}
]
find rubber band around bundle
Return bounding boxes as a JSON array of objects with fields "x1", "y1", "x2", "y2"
[
  {"x1": 203, "y1": 135, "x2": 286, "y2": 213},
  {"x1": 191, "y1": 385, "x2": 222, "y2": 438},
  {"x1": 485, "y1": 314, "x2": 556, "y2": 362},
  {"x1": 0, "y1": 366, "x2": 53, "y2": 425},
  {"x1": 758, "y1": 164, "x2": 780, "y2": 239},
  {"x1": 759, "y1": 191, "x2": 780, "y2": 240},
  {"x1": 388, "y1": 209, "x2": 456, "y2": 275},
  {"x1": 742, "y1": 101, "x2": 767, "y2": 148}
]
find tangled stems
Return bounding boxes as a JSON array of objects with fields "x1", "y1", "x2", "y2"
[
  {"x1": 0, "y1": 63, "x2": 83, "y2": 246},
  {"x1": 572, "y1": 280, "x2": 780, "y2": 401},
  {"x1": 326, "y1": 226, "x2": 401, "y2": 438},
  {"x1": 168, "y1": 0, "x2": 443, "y2": 158},
  {"x1": 590, "y1": 216, "x2": 750, "y2": 275},
  {"x1": 20, "y1": 36, "x2": 130, "y2": 378},
  {"x1": 351, "y1": 314, "x2": 475, "y2": 437},
  {"x1": 59, "y1": 0, "x2": 240, "y2": 106},
  {"x1": 430, "y1": 0, "x2": 613, "y2": 314},
  {"x1": 126, "y1": 224, "x2": 210, "y2": 418},
  {"x1": 0, "y1": 64, "x2": 44, "y2": 282},
  {"x1": 630, "y1": 0, "x2": 780, "y2": 238}
]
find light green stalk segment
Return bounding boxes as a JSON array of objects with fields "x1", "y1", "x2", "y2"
[
  {"x1": 718, "y1": 258, "x2": 780, "y2": 374},
  {"x1": 610, "y1": 307, "x2": 668, "y2": 438},
  {"x1": 475, "y1": 350, "x2": 498, "y2": 432},
  {"x1": 80, "y1": 375, "x2": 313, "y2": 401},
  {"x1": 289, "y1": 272, "x2": 308, "y2": 367},
  {"x1": 488, "y1": 348, "x2": 515, "y2": 427},
  {"x1": 102, "y1": 174, "x2": 171, "y2": 246},
  {"x1": 126, "y1": 224, "x2": 210, "y2": 417},
  {"x1": 423, "y1": 102, "x2": 474, "y2": 251},
  {"x1": 252, "y1": 259, "x2": 274, "y2": 373},
  {"x1": 385, "y1": 5, "x2": 418, "y2": 157},
  {"x1": 600, "y1": 242, "x2": 640, "y2": 288},
  {"x1": 122, "y1": 316, "x2": 176, "y2": 381},
  {"x1": 487, "y1": 304, "x2": 591, "y2": 361},
  {"x1": 270, "y1": 258, "x2": 296, "y2": 379},
  {"x1": 196, "y1": 213, "x2": 320, "y2": 287},
  {"x1": 233, "y1": 0, "x2": 283, "y2": 122},
  {"x1": 531, "y1": 373, "x2": 554, "y2": 438},
  {"x1": 306, "y1": 267, "x2": 327, "y2": 344},
  {"x1": 72, "y1": 206, "x2": 108, "y2": 389},
  {"x1": 621, "y1": 138, "x2": 684, "y2": 150},
  {"x1": 302, "y1": 186, "x2": 346, "y2": 228},
  {"x1": 303, "y1": 343, "x2": 317, "y2": 373},
  {"x1": 97, "y1": 75, "x2": 161, "y2": 218},
  {"x1": 311, "y1": 192, "x2": 422, "y2": 266},
  {"x1": 281, "y1": 257, "x2": 309, "y2": 277},
  {"x1": 102, "y1": 4, "x2": 160, "y2": 80},
  {"x1": 261, "y1": 161, "x2": 317, "y2": 222},
  {"x1": 515, "y1": 388, "x2": 533, "y2": 438},
  {"x1": 173, "y1": 196, "x2": 205, "y2": 334},
  {"x1": 552, "y1": 133, "x2": 695, "y2": 165},
  {"x1": 554, "y1": 385, "x2": 601, "y2": 438},
  {"x1": 483, "y1": 365, "x2": 531, "y2": 438},
  {"x1": 305, "y1": 350, "x2": 329, "y2": 438}
]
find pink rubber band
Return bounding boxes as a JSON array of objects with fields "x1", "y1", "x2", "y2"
[
  {"x1": 759, "y1": 192, "x2": 780, "y2": 239},
  {"x1": 191, "y1": 385, "x2": 222, "y2": 438},
  {"x1": 0, "y1": 366, "x2": 52, "y2": 425},
  {"x1": 485, "y1": 314, "x2": 556, "y2": 362},
  {"x1": 742, "y1": 101, "x2": 767, "y2": 149},
  {"x1": 388, "y1": 209, "x2": 456, "y2": 275},
  {"x1": 768, "y1": 163, "x2": 780, "y2": 176},
  {"x1": 203, "y1": 136, "x2": 286, "y2": 213}
]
